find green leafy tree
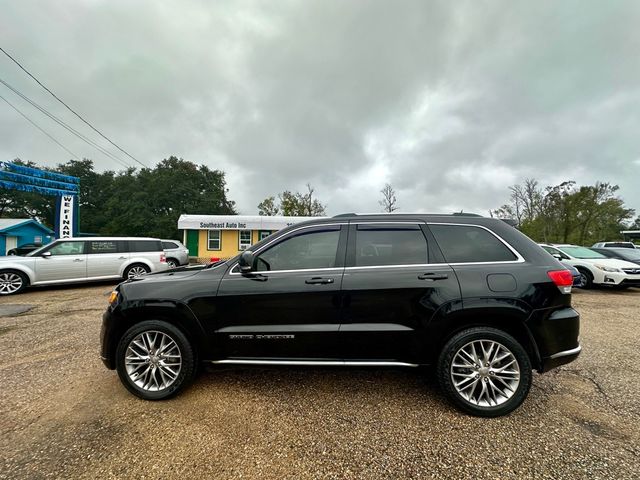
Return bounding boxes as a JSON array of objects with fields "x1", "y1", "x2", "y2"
[
  {"x1": 493, "y1": 179, "x2": 635, "y2": 245},
  {"x1": 258, "y1": 196, "x2": 280, "y2": 216},
  {"x1": 1, "y1": 156, "x2": 236, "y2": 239},
  {"x1": 258, "y1": 184, "x2": 326, "y2": 216}
]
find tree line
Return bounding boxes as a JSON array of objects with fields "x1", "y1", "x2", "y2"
[
  {"x1": 491, "y1": 178, "x2": 639, "y2": 245},
  {"x1": 2, "y1": 157, "x2": 236, "y2": 239}
]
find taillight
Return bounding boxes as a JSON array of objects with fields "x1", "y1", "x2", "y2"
[
  {"x1": 547, "y1": 269, "x2": 573, "y2": 293},
  {"x1": 160, "y1": 253, "x2": 166, "y2": 263}
]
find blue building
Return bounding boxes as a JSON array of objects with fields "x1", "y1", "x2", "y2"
[{"x1": 0, "y1": 219, "x2": 54, "y2": 255}]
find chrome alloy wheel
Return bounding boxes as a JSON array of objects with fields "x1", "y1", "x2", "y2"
[
  {"x1": 0, "y1": 272, "x2": 23, "y2": 295},
  {"x1": 125, "y1": 331, "x2": 182, "y2": 391},
  {"x1": 450, "y1": 340, "x2": 520, "y2": 407},
  {"x1": 127, "y1": 266, "x2": 148, "y2": 278}
]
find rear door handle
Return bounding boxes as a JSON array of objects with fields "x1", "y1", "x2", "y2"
[
  {"x1": 118, "y1": 256, "x2": 127, "y2": 260},
  {"x1": 418, "y1": 272, "x2": 448, "y2": 281},
  {"x1": 305, "y1": 277, "x2": 335, "y2": 285}
]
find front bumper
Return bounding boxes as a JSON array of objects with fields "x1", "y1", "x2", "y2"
[
  {"x1": 100, "y1": 309, "x2": 117, "y2": 369},
  {"x1": 596, "y1": 271, "x2": 640, "y2": 286}
]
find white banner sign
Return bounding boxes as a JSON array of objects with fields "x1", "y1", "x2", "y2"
[{"x1": 58, "y1": 195, "x2": 75, "y2": 238}]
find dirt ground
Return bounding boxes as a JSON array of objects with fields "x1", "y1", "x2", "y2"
[{"x1": 1, "y1": 283, "x2": 639, "y2": 480}]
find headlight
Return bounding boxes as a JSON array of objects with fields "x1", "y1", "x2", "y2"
[
  {"x1": 108, "y1": 290, "x2": 119, "y2": 305},
  {"x1": 594, "y1": 264, "x2": 621, "y2": 273}
]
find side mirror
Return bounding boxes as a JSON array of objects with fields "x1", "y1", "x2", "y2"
[
  {"x1": 41, "y1": 251, "x2": 52, "y2": 258},
  {"x1": 551, "y1": 253, "x2": 563, "y2": 261},
  {"x1": 238, "y1": 250, "x2": 254, "y2": 273}
]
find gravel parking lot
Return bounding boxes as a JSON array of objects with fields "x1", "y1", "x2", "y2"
[{"x1": 1, "y1": 284, "x2": 639, "y2": 479}]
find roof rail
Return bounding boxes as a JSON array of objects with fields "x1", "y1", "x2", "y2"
[{"x1": 333, "y1": 213, "x2": 356, "y2": 217}]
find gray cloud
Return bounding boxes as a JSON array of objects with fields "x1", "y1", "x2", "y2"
[{"x1": 2, "y1": 0, "x2": 639, "y2": 217}]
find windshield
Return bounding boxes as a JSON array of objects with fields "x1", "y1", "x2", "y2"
[{"x1": 558, "y1": 246, "x2": 606, "y2": 259}]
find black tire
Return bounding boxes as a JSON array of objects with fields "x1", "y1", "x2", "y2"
[
  {"x1": 123, "y1": 263, "x2": 150, "y2": 280},
  {"x1": 437, "y1": 327, "x2": 532, "y2": 417},
  {"x1": 166, "y1": 258, "x2": 178, "y2": 269},
  {"x1": 575, "y1": 268, "x2": 593, "y2": 289},
  {"x1": 116, "y1": 320, "x2": 195, "y2": 400},
  {"x1": 0, "y1": 270, "x2": 28, "y2": 295}
]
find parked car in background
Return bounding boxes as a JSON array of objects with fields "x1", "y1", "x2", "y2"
[
  {"x1": 161, "y1": 239, "x2": 190, "y2": 268},
  {"x1": 561, "y1": 262, "x2": 582, "y2": 286},
  {"x1": 591, "y1": 241, "x2": 636, "y2": 249},
  {"x1": 591, "y1": 247, "x2": 640, "y2": 266},
  {"x1": 7, "y1": 242, "x2": 42, "y2": 256},
  {"x1": 0, "y1": 237, "x2": 168, "y2": 296},
  {"x1": 102, "y1": 213, "x2": 581, "y2": 417},
  {"x1": 540, "y1": 244, "x2": 640, "y2": 289}
]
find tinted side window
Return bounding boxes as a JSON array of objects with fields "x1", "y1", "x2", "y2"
[
  {"x1": 355, "y1": 226, "x2": 428, "y2": 266},
  {"x1": 128, "y1": 240, "x2": 162, "y2": 252},
  {"x1": 162, "y1": 241, "x2": 178, "y2": 249},
  {"x1": 430, "y1": 225, "x2": 517, "y2": 263},
  {"x1": 89, "y1": 241, "x2": 118, "y2": 254},
  {"x1": 255, "y1": 229, "x2": 340, "y2": 271}
]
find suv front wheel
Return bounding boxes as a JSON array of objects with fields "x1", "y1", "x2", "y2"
[
  {"x1": 437, "y1": 327, "x2": 532, "y2": 417},
  {"x1": 116, "y1": 320, "x2": 195, "y2": 400}
]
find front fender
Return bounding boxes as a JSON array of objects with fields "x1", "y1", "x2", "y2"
[
  {"x1": 104, "y1": 298, "x2": 210, "y2": 368},
  {"x1": 0, "y1": 263, "x2": 35, "y2": 284}
]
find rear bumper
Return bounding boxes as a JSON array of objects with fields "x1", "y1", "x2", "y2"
[
  {"x1": 527, "y1": 306, "x2": 581, "y2": 372},
  {"x1": 541, "y1": 344, "x2": 582, "y2": 371}
]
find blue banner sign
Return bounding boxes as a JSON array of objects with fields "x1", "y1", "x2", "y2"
[{"x1": 0, "y1": 161, "x2": 80, "y2": 184}]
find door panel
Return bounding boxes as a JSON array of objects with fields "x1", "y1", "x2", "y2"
[
  {"x1": 86, "y1": 240, "x2": 128, "y2": 278},
  {"x1": 340, "y1": 264, "x2": 460, "y2": 363},
  {"x1": 340, "y1": 223, "x2": 461, "y2": 364},
  {"x1": 34, "y1": 241, "x2": 87, "y2": 282},
  {"x1": 214, "y1": 269, "x2": 343, "y2": 359},
  {"x1": 209, "y1": 225, "x2": 347, "y2": 360}
]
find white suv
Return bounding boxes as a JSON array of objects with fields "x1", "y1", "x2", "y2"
[
  {"x1": 540, "y1": 244, "x2": 640, "y2": 289},
  {"x1": 0, "y1": 237, "x2": 168, "y2": 295}
]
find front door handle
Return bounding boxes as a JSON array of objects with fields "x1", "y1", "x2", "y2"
[
  {"x1": 418, "y1": 272, "x2": 448, "y2": 281},
  {"x1": 305, "y1": 277, "x2": 335, "y2": 285},
  {"x1": 73, "y1": 258, "x2": 85, "y2": 262}
]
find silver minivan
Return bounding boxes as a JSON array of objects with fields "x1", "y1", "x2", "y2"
[{"x1": 0, "y1": 237, "x2": 168, "y2": 295}]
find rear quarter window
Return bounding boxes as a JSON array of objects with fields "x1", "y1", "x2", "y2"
[
  {"x1": 162, "y1": 241, "x2": 178, "y2": 249},
  {"x1": 429, "y1": 224, "x2": 517, "y2": 263}
]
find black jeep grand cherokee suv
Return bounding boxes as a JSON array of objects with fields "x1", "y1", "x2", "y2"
[{"x1": 101, "y1": 214, "x2": 580, "y2": 416}]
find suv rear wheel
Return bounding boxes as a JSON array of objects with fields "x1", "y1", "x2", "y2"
[
  {"x1": 116, "y1": 320, "x2": 195, "y2": 400},
  {"x1": 437, "y1": 327, "x2": 532, "y2": 417},
  {"x1": 123, "y1": 263, "x2": 150, "y2": 279}
]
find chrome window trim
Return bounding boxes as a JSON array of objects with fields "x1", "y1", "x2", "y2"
[
  {"x1": 227, "y1": 220, "x2": 526, "y2": 274},
  {"x1": 427, "y1": 222, "x2": 526, "y2": 264},
  {"x1": 228, "y1": 222, "x2": 347, "y2": 275},
  {"x1": 344, "y1": 263, "x2": 442, "y2": 271}
]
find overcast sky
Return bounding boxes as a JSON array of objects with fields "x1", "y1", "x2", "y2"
[{"x1": 2, "y1": 0, "x2": 639, "y2": 217}]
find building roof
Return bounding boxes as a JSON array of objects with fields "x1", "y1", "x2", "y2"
[
  {"x1": 178, "y1": 214, "x2": 322, "y2": 231},
  {"x1": 0, "y1": 218, "x2": 54, "y2": 233}
]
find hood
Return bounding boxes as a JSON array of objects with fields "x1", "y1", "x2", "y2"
[
  {"x1": 126, "y1": 265, "x2": 205, "y2": 284},
  {"x1": 579, "y1": 257, "x2": 640, "y2": 269}
]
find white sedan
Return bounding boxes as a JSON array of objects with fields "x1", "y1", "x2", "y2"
[{"x1": 539, "y1": 244, "x2": 640, "y2": 289}]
